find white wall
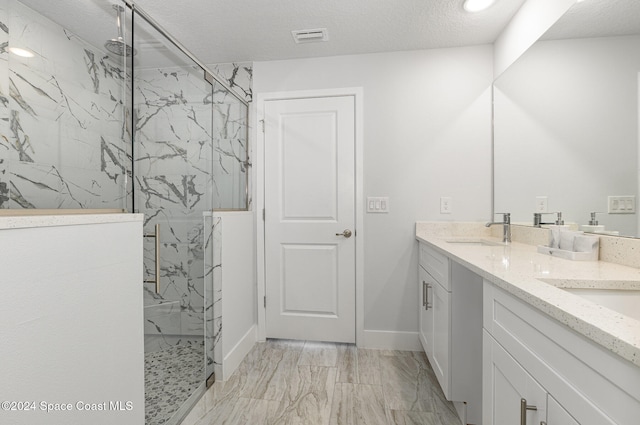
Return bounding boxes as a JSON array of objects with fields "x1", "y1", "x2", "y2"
[
  {"x1": 253, "y1": 46, "x2": 493, "y2": 344},
  {"x1": 0, "y1": 215, "x2": 144, "y2": 425},
  {"x1": 216, "y1": 211, "x2": 257, "y2": 378}
]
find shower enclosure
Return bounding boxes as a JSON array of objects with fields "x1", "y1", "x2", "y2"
[
  {"x1": 130, "y1": 5, "x2": 249, "y2": 425},
  {"x1": 1, "y1": 1, "x2": 250, "y2": 424}
]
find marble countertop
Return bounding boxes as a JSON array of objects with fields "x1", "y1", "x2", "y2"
[
  {"x1": 416, "y1": 224, "x2": 640, "y2": 367},
  {"x1": 0, "y1": 212, "x2": 143, "y2": 230}
]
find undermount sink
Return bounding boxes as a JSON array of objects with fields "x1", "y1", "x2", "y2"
[
  {"x1": 445, "y1": 239, "x2": 504, "y2": 247},
  {"x1": 560, "y1": 288, "x2": 640, "y2": 321}
]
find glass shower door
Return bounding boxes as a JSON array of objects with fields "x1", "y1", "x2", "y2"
[{"x1": 132, "y1": 13, "x2": 213, "y2": 425}]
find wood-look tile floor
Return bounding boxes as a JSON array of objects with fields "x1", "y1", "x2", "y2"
[{"x1": 182, "y1": 339, "x2": 462, "y2": 425}]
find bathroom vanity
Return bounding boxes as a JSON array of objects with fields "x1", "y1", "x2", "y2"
[
  {"x1": 416, "y1": 222, "x2": 640, "y2": 425},
  {"x1": 418, "y1": 241, "x2": 483, "y2": 423}
]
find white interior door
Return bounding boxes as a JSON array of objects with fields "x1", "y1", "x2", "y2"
[{"x1": 264, "y1": 95, "x2": 356, "y2": 343}]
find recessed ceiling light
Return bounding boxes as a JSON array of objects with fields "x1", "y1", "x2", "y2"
[
  {"x1": 8, "y1": 47, "x2": 34, "y2": 58},
  {"x1": 463, "y1": 0, "x2": 496, "y2": 12}
]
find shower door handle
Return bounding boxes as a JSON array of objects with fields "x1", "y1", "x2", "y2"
[{"x1": 143, "y1": 223, "x2": 161, "y2": 294}]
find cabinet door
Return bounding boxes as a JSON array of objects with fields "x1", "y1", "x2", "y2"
[
  {"x1": 547, "y1": 395, "x2": 579, "y2": 425},
  {"x1": 431, "y1": 279, "x2": 451, "y2": 397},
  {"x1": 418, "y1": 265, "x2": 434, "y2": 359},
  {"x1": 483, "y1": 331, "x2": 547, "y2": 425}
]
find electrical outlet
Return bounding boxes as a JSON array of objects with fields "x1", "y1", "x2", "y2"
[
  {"x1": 608, "y1": 195, "x2": 635, "y2": 214},
  {"x1": 535, "y1": 196, "x2": 548, "y2": 213},
  {"x1": 440, "y1": 197, "x2": 452, "y2": 214}
]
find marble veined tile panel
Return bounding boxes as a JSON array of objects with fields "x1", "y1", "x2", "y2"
[
  {"x1": 135, "y1": 173, "x2": 211, "y2": 213},
  {"x1": 206, "y1": 215, "x2": 222, "y2": 375},
  {"x1": 3, "y1": 0, "x2": 128, "y2": 210},
  {"x1": 144, "y1": 301, "x2": 182, "y2": 336},
  {"x1": 212, "y1": 102, "x2": 246, "y2": 140},
  {"x1": 208, "y1": 62, "x2": 253, "y2": 103},
  {"x1": 51, "y1": 166, "x2": 126, "y2": 209},
  {"x1": 8, "y1": 161, "x2": 64, "y2": 208}
]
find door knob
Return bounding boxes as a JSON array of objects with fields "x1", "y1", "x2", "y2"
[{"x1": 336, "y1": 229, "x2": 352, "y2": 238}]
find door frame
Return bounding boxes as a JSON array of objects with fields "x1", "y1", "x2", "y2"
[{"x1": 254, "y1": 87, "x2": 364, "y2": 345}]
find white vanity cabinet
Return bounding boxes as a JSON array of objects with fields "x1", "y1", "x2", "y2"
[
  {"x1": 418, "y1": 242, "x2": 483, "y2": 424},
  {"x1": 418, "y1": 251, "x2": 450, "y2": 392},
  {"x1": 483, "y1": 332, "x2": 547, "y2": 424},
  {"x1": 548, "y1": 395, "x2": 580, "y2": 425},
  {"x1": 483, "y1": 280, "x2": 640, "y2": 425}
]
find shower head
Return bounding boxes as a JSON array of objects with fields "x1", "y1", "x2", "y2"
[
  {"x1": 105, "y1": 4, "x2": 136, "y2": 57},
  {"x1": 105, "y1": 38, "x2": 135, "y2": 57}
]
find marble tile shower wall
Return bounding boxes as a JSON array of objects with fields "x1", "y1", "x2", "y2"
[
  {"x1": 136, "y1": 66, "x2": 213, "y2": 345},
  {"x1": 0, "y1": 0, "x2": 254, "y2": 375},
  {"x1": 203, "y1": 213, "x2": 222, "y2": 379},
  {"x1": 0, "y1": 0, "x2": 131, "y2": 210},
  {"x1": 209, "y1": 62, "x2": 252, "y2": 210},
  {"x1": 135, "y1": 63, "x2": 251, "y2": 350}
]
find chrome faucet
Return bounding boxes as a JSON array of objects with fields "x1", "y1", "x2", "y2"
[
  {"x1": 486, "y1": 213, "x2": 511, "y2": 243},
  {"x1": 533, "y1": 212, "x2": 564, "y2": 227},
  {"x1": 589, "y1": 212, "x2": 604, "y2": 226}
]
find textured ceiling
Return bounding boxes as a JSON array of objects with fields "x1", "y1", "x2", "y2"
[
  {"x1": 18, "y1": 0, "x2": 527, "y2": 64},
  {"x1": 16, "y1": 0, "x2": 640, "y2": 66},
  {"x1": 543, "y1": 0, "x2": 640, "y2": 40}
]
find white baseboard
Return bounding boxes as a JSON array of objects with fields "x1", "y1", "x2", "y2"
[
  {"x1": 358, "y1": 330, "x2": 421, "y2": 351},
  {"x1": 222, "y1": 324, "x2": 257, "y2": 381},
  {"x1": 453, "y1": 401, "x2": 467, "y2": 425}
]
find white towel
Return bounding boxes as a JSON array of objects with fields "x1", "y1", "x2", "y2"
[
  {"x1": 558, "y1": 229, "x2": 579, "y2": 251},
  {"x1": 548, "y1": 226, "x2": 561, "y2": 249},
  {"x1": 574, "y1": 234, "x2": 599, "y2": 253}
]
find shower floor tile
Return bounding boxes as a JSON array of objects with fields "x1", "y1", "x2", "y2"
[{"x1": 145, "y1": 342, "x2": 204, "y2": 425}]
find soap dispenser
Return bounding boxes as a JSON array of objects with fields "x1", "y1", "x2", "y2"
[{"x1": 580, "y1": 212, "x2": 605, "y2": 233}]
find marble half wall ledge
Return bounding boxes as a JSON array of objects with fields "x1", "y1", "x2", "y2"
[
  {"x1": 0, "y1": 211, "x2": 141, "y2": 230},
  {"x1": 416, "y1": 221, "x2": 640, "y2": 269}
]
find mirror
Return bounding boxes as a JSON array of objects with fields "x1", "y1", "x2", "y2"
[{"x1": 493, "y1": 0, "x2": 640, "y2": 237}]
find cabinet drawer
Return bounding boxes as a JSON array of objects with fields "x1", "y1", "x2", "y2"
[{"x1": 419, "y1": 243, "x2": 450, "y2": 289}]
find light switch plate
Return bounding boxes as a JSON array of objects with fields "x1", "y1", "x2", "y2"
[
  {"x1": 367, "y1": 197, "x2": 389, "y2": 213},
  {"x1": 608, "y1": 195, "x2": 635, "y2": 214}
]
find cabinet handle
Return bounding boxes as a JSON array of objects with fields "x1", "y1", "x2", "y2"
[
  {"x1": 422, "y1": 280, "x2": 427, "y2": 307},
  {"x1": 520, "y1": 398, "x2": 537, "y2": 425},
  {"x1": 424, "y1": 281, "x2": 432, "y2": 310},
  {"x1": 540, "y1": 422, "x2": 547, "y2": 425}
]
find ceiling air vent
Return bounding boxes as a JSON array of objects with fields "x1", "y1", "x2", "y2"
[{"x1": 291, "y1": 28, "x2": 329, "y2": 44}]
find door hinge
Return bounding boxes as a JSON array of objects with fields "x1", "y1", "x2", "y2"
[
  {"x1": 260, "y1": 119, "x2": 265, "y2": 133},
  {"x1": 262, "y1": 208, "x2": 265, "y2": 221},
  {"x1": 263, "y1": 296, "x2": 266, "y2": 308}
]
